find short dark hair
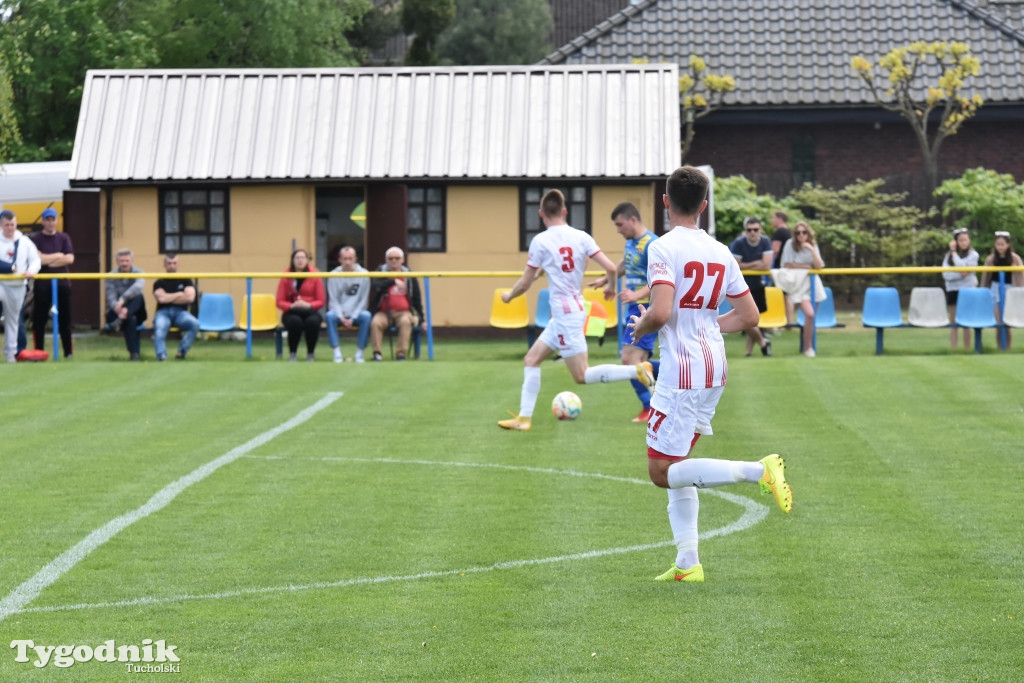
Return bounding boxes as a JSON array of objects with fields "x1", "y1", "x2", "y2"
[
  {"x1": 611, "y1": 202, "x2": 641, "y2": 222},
  {"x1": 743, "y1": 216, "x2": 762, "y2": 228},
  {"x1": 164, "y1": 253, "x2": 178, "y2": 261},
  {"x1": 540, "y1": 189, "x2": 565, "y2": 218},
  {"x1": 665, "y1": 167, "x2": 709, "y2": 216},
  {"x1": 773, "y1": 209, "x2": 788, "y2": 223},
  {"x1": 0, "y1": 210, "x2": 15, "y2": 220}
]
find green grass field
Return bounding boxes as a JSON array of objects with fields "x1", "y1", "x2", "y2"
[{"x1": 1, "y1": 321, "x2": 1022, "y2": 681}]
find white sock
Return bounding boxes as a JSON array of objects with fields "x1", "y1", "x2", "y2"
[
  {"x1": 667, "y1": 458, "x2": 763, "y2": 489},
  {"x1": 519, "y1": 366, "x2": 541, "y2": 418},
  {"x1": 667, "y1": 487, "x2": 699, "y2": 569},
  {"x1": 584, "y1": 364, "x2": 636, "y2": 383}
]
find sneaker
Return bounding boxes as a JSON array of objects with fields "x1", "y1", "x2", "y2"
[
  {"x1": 632, "y1": 407, "x2": 653, "y2": 423},
  {"x1": 654, "y1": 564, "x2": 704, "y2": 582},
  {"x1": 396, "y1": 352, "x2": 406, "y2": 361},
  {"x1": 129, "y1": 353, "x2": 141, "y2": 362},
  {"x1": 288, "y1": 353, "x2": 298, "y2": 362},
  {"x1": 803, "y1": 348, "x2": 816, "y2": 357},
  {"x1": 759, "y1": 454, "x2": 793, "y2": 513},
  {"x1": 306, "y1": 353, "x2": 315, "y2": 362},
  {"x1": 371, "y1": 351, "x2": 383, "y2": 362},
  {"x1": 497, "y1": 415, "x2": 532, "y2": 431},
  {"x1": 762, "y1": 340, "x2": 772, "y2": 357},
  {"x1": 156, "y1": 353, "x2": 167, "y2": 362},
  {"x1": 354, "y1": 350, "x2": 365, "y2": 363},
  {"x1": 175, "y1": 351, "x2": 186, "y2": 360},
  {"x1": 333, "y1": 348, "x2": 343, "y2": 363},
  {"x1": 636, "y1": 361, "x2": 656, "y2": 389}
]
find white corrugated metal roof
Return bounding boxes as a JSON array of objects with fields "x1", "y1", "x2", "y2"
[
  {"x1": 70, "y1": 65, "x2": 680, "y2": 183},
  {"x1": 0, "y1": 161, "x2": 72, "y2": 203}
]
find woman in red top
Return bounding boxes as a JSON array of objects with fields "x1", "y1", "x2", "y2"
[{"x1": 276, "y1": 249, "x2": 326, "y2": 361}]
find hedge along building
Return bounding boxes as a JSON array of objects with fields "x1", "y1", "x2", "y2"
[{"x1": 69, "y1": 64, "x2": 681, "y2": 328}]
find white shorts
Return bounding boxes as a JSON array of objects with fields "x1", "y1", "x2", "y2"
[
  {"x1": 538, "y1": 310, "x2": 588, "y2": 358},
  {"x1": 645, "y1": 384, "x2": 725, "y2": 459}
]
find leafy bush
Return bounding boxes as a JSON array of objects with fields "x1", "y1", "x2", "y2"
[
  {"x1": 935, "y1": 168, "x2": 1024, "y2": 251},
  {"x1": 712, "y1": 175, "x2": 795, "y2": 245}
]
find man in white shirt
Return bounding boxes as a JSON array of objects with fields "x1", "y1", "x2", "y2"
[
  {"x1": 629, "y1": 167, "x2": 793, "y2": 583},
  {"x1": 498, "y1": 189, "x2": 656, "y2": 431},
  {"x1": 0, "y1": 210, "x2": 42, "y2": 363}
]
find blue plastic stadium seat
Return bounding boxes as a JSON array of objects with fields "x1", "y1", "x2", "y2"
[
  {"x1": 197, "y1": 293, "x2": 237, "y2": 333},
  {"x1": 861, "y1": 287, "x2": 904, "y2": 355},
  {"x1": 797, "y1": 286, "x2": 840, "y2": 328},
  {"x1": 529, "y1": 288, "x2": 551, "y2": 346},
  {"x1": 955, "y1": 287, "x2": 997, "y2": 353}
]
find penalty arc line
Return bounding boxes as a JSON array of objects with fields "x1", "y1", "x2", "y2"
[
  {"x1": 18, "y1": 459, "x2": 769, "y2": 616},
  {"x1": 0, "y1": 392, "x2": 344, "y2": 624}
]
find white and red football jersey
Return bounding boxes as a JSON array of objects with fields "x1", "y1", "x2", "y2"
[
  {"x1": 647, "y1": 227, "x2": 749, "y2": 390},
  {"x1": 527, "y1": 224, "x2": 602, "y2": 316}
]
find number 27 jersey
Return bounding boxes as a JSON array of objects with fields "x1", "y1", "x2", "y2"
[{"x1": 647, "y1": 227, "x2": 749, "y2": 390}]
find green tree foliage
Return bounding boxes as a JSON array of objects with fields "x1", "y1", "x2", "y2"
[
  {"x1": 0, "y1": 0, "x2": 157, "y2": 160},
  {"x1": 402, "y1": 0, "x2": 455, "y2": 65},
  {"x1": 0, "y1": 53, "x2": 21, "y2": 164},
  {"x1": 852, "y1": 41, "x2": 983, "y2": 200},
  {"x1": 712, "y1": 175, "x2": 795, "y2": 245},
  {"x1": 437, "y1": 0, "x2": 552, "y2": 66},
  {"x1": 935, "y1": 168, "x2": 1024, "y2": 246},
  {"x1": 147, "y1": 0, "x2": 370, "y2": 68},
  {"x1": 346, "y1": 1, "x2": 403, "y2": 63}
]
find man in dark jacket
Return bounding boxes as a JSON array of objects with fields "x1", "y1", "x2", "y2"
[{"x1": 368, "y1": 247, "x2": 425, "y2": 360}]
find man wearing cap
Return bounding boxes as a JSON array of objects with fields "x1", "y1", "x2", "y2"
[
  {"x1": 29, "y1": 207, "x2": 75, "y2": 359},
  {"x1": 0, "y1": 209, "x2": 42, "y2": 363}
]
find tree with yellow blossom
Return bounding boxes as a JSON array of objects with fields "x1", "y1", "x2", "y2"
[
  {"x1": 679, "y1": 55, "x2": 735, "y2": 162},
  {"x1": 851, "y1": 41, "x2": 983, "y2": 200}
]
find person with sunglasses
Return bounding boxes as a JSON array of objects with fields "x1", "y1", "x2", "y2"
[
  {"x1": 981, "y1": 231, "x2": 1024, "y2": 349},
  {"x1": 729, "y1": 216, "x2": 773, "y2": 357},
  {"x1": 942, "y1": 228, "x2": 979, "y2": 351},
  {"x1": 777, "y1": 221, "x2": 825, "y2": 356}
]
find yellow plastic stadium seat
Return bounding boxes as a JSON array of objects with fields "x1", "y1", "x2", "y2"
[
  {"x1": 238, "y1": 294, "x2": 280, "y2": 331},
  {"x1": 489, "y1": 289, "x2": 529, "y2": 329},
  {"x1": 759, "y1": 286, "x2": 789, "y2": 329},
  {"x1": 582, "y1": 288, "x2": 618, "y2": 328}
]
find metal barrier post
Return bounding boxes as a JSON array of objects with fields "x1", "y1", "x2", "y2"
[
  {"x1": 425, "y1": 276, "x2": 434, "y2": 360},
  {"x1": 51, "y1": 278, "x2": 60, "y2": 360},
  {"x1": 245, "y1": 277, "x2": 253, "y2": 358},
  {"x1": 998, "y1": 272, "x2": 1007, "y2": 350}
]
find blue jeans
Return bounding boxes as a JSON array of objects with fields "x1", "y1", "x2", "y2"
[
  {"x1": 153, "y1": 306, "x2": 199, "y2": 358},
  {"x1": 326, "y1": 310, "x2": 371, "y2": 350}
]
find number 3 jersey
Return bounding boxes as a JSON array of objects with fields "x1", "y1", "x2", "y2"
[
  {"x1": 527, "y1": 224, "x2": 602, "y2": 317},
  {"x1": 647, "y1": 226, "x2": 749, "y2": 390}
]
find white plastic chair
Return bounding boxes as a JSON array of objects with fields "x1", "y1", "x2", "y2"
[
  {"x1": 1002, "y1": 287, "x2": 1024, "y2": 328},
  {"x1": 908, "y1": 287, "x2": 950, "y2": 328}
]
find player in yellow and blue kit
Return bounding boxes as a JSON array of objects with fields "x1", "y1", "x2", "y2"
[{"x1": 589, "y1": 202, "x2": 661, "y2": 422}]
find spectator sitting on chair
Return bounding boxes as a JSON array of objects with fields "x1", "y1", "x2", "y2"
[
  {"x1": 29, "y1": 207, "x2": 75, "y2": 359},
  {"x1": 276, "y1": 248, "x2": 325, "y2": 362},
  {"x1": 368, "y1": 246, "x2": 425, "y2": 361},
  {"x1": 326, "y1": 246, "x2": 371, "y2": 363},
  {"x1": 0, "y1": 209, "x2": 41, "y2": 363},
  {"x1": 152, "y1": 253, "x2": 200, "y2": 361},
  {"x1": 105, "y1": 248, "x2": 147, "y2": 361}
]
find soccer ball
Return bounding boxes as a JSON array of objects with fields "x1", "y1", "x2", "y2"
[{"x1": 551, "y1": 391, "x2": 582, "y2": 420}]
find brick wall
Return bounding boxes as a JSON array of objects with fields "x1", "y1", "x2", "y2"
[{"x1": 688, "y1": 119, "x2": 1024, "y2": 200}]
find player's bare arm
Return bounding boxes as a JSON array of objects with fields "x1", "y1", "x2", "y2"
[
  {"x1": 587, "y1": 259, "x2": 626, "y2": 289},
  {"x1": 590, "y1": 251, "x2": 618, "y2": 301},
  {"x1": 501, "y1": 265, "x2": 540, "y2": 303},
  {"x1": 628, "y1": 282, "x2": 673, "y2": 341},
  {"x1": 718, "y1": 292, "x2": 760, "y2": 333}
]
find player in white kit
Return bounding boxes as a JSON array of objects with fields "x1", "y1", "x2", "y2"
[
  {"x1": 628, "y1": 167, "x2": 793, "y2": 583},
  {"x1": 498, "y1": 190, "x2": 656, "y2": 431}
]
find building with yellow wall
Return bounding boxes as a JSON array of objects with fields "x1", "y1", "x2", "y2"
[{"x1": 70, "y1": 65, "x2": 681, "y2": 328}]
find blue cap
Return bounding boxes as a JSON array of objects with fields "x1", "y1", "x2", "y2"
[{"x1": 42, "y1": 208, "x2": 58, "y2": 219}]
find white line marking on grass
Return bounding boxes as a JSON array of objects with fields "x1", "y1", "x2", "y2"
[
  {"x1": 0, "y1": 392, "x2": 343, "y2": 623},
  {"x1": 19, "y1": 457, "x2": 768, "y2": 616}
]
